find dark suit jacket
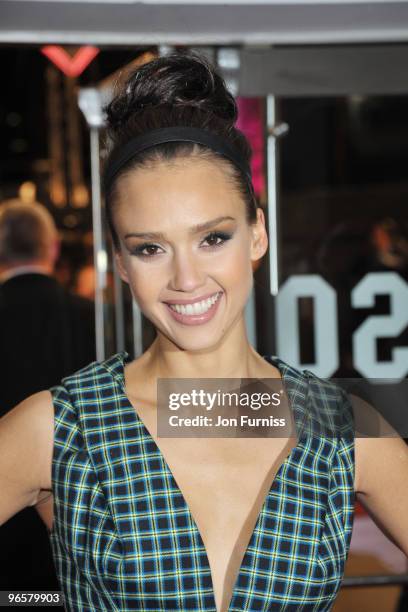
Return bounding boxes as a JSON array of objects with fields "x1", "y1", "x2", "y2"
[
  {"x1": 0, "y1": 272, "x2": 96, "y2": 414},
  {"x1": 0, "y1": 272, "x2": 96, "y2": 590}
]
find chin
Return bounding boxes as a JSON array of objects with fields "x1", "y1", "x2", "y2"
[
  {"x1": 156, "y1": 326, "x2": 225, "y2": 353},
  {"x1": 175, "y1": 342, "x2": 223, "y2": 355}
]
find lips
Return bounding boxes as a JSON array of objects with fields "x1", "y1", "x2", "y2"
[
  {"x1": 164, "y1": 291, "x2": 223, "y2": 326},
  {"x1": 163, "y1": 291, "x2": 222, "y2": 306}
]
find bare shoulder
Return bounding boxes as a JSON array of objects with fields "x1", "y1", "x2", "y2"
[
  {"x1": 0, "y1": 390, "x2": 54, "y2": 525},
  {"x1": 354, "y1": 433, "x2": 408, "y2": 494},
  {"x1": 351, "y1": 393, "x2": 408, "y2": 493},
  {"x1": 1, "y1": 389, "x2": 54, "y2": 427}
]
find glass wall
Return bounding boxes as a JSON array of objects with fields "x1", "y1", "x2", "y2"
[{"x1": 256, "y1": 95, "x2": 408, "y2": 381}]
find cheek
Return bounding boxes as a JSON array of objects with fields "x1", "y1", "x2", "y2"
[
  {"x1": 224, "y1": 239, "x2": 253, "y2": 280},
  {"x1": 229, "y1": 241, "x2": 254, "y2": 299},
  {"x1": 124, "y1": 264, "x2": 155, "y2": 304},
  {"x1": 125, "y1": 260, "x2": 171, "y2": 310}
]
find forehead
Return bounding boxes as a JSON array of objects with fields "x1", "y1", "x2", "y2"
[{"x1": 113, "y1": 157, "x2": 244, "y2": 227}]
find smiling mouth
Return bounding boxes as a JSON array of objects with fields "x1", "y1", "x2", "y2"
[{"x1": 165, "y1": 291, "x2": 223, "y2": 316}]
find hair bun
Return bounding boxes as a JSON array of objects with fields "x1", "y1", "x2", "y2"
[{"x1": 105, "y1": 51, "x2": 237, "y2": 132}]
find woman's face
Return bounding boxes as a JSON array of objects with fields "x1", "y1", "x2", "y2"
[{"x1": 113, "y1": 157, "x2": 268, "y2": 352}]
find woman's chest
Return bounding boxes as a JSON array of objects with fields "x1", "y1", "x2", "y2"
[
  {"x1": 127, "y1": 395, "x2": 299, "y2": 611},
  {"x1": 54, "y1": 425, "x2": 353, "y2": 612},
  {"x1": 50, "y1": 354, "x2": 356, "y2": 610}
]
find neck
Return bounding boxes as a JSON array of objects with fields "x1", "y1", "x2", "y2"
[
  {"x1": 0, "y1": 261, "x2": 52, "y2": 284},
  {"x1": 144, "y1": 316, "x2": 263, "y2": 380}
]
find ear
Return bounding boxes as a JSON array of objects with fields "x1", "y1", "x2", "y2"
[
  {"x1": 250, "y1": 207, "x2": 268, "y2": 263},
  {"x1": 114, "y1": 250, "x2": 130, "y2": 284}
]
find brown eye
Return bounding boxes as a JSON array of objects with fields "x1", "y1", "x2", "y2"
[
  {"x1": 131, "y1": 243, "x2": 163, "y2": 258},
  {"x1": 202, "y1": 231, "x2": 233, "y2": 248}
]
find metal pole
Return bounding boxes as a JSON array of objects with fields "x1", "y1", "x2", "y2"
[
  {"x1": 266, "y1": 95, "x2": 279, "y2": 297},
  {"x1": 342, "y1": 574, "x2": 408, "y2": 588},
  {"x1": 245, "y1": 288, "x2": 257, "y2": 348},
  {"x1": 112, "y1": 244, "x2": 125, "y2": 354},
  {"x1": 265, "y1": 99, "x2": 289, "y2": 298},
  {"x1": 132, "y1": 300, "x2": 143, "y2": 358},
  {"x1": 90, "y1": 126, "x2": 106, "y2": 362}
]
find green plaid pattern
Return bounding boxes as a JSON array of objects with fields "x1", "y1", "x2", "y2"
[{"x1": 48, "y1": 351, "x2": 354, "y2": 611}]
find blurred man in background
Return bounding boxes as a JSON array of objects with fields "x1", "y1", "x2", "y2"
[{"x1": 0, "y1": 199, "x2": 96, "y2": 590}]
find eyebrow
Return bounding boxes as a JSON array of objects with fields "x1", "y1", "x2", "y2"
[{"x1": 124, "y1": 215, "x2": 236, "y2": 240}]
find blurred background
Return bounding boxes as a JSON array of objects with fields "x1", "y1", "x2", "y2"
[{"x1": 0, "y1": 0, "x2": 408, "y2": 609}]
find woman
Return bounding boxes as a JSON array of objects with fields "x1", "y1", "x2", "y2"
[{"x1": 1, "y1": 51, "x2": 408, "y2": 612}]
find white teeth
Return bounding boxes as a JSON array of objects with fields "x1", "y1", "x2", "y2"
[{"x1": 168, "y1": 292, "x2": 221, "y2": 315}]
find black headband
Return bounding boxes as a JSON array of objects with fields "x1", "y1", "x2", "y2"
[{"x1": 103, "y1": 126, "x2": 252, "y2": 193}]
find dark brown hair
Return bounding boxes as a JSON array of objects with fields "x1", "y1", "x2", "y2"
[{"x1": 103, "y1": 50, "x2": 258, "y2": 250}]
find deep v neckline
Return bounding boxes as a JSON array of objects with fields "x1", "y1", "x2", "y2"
[{"x1": 114, "y1": 351, "x2": 306, "y2": 612}]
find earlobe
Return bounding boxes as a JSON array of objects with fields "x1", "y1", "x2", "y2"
[{"x1": 114, "y1": 251, "x2": 129, "y2": 284}]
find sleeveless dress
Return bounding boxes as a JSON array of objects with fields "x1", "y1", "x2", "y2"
[{"x1": 48, "y1": 351, "x2": 355, "y2": 611}]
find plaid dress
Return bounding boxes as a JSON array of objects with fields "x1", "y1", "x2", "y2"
[{"x1": 48, "y1": 351, "x2": 355, "y2": 611}]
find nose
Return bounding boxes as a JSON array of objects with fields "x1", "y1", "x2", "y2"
[{"x1": 168, "y1": 250, "x2": 207, "y2": 293}]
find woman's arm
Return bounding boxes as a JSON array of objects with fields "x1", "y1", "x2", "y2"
[
  {"x1": 353, "y1": 394, "x2": 408, "y2": 557},
  {"x1": 0, "y1": 391, "x2": 54, "y2": 526}
]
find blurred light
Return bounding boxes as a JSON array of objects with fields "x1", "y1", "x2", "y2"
[
  {"x1": 41, "y1": 45, "x2": 99, "y2": 77},
  {"x1": 75, "y1": 264, "x2": 95, "y2": 301},
  {"x1": 78, "y1": 88, "x2": 104, "y2": 128},
  {"x1": 97, "y1": 249, "x2": 108, "y2": 275},
  {"x1": 158, "y1": 45, "x2": 174, "y2": 56},
  {"x1": 72, "y1": 185, "x2": 89, "y2": 208},
  {"x1": 349, "y1": 94, "x2": 366, "y2": 107},
  {"x1": 217, "y1": 48, "x2": 240, "y2": 97},
  {"x1": 50, "y1": 181, "x2": 66, "y2": 208},
  {"x1": 19, "y1": 181, "x2": 37, "y2": 204},
  {"x1": 217, "y1": 48, "x2": 240, "y2": 71}
]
